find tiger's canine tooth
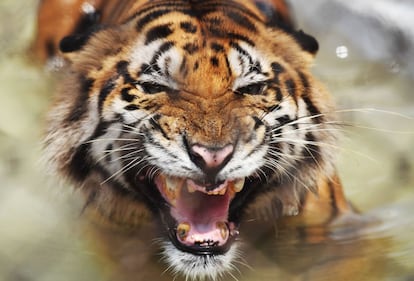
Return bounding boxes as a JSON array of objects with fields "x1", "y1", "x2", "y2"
[
  {"x1": 177, "y1": 222, "x2": 191, "y2": 241},
  {"x1": 165, "y1": 176, "x2": 180, "y2": 191},
  {"x1": 233, "y1": 178, "x2": 245, "y2": 192},
  {"x1": 216, "y1": 222, "x2": 229, "y2": 240},
  {"x1": 164, "y1": 176, "x2": 185, "y2": 204},
  {"x1": 187, "y1": 182, "x2": 197, "y2": 193}
]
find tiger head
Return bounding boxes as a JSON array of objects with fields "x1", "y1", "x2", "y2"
[{"x1": 44, "y1": 1, "x2": 337, "y2": 279}]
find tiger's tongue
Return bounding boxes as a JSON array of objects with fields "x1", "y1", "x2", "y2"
[{"x1": 171, "y1": 181, "x2": 232, "y2": 247}]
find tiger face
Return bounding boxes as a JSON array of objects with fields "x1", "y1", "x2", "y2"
[{"x1": 42, "y1": 0, "x2": 341, "y2": 279}]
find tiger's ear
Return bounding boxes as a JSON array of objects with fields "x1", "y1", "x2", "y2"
[
  {"x1": 59, "y1": 25, "x2": 102, "y2": 54},
  {"x1": 291, "y1": 29, "x2": 319, "y2": 55},
  {"x1": 60, "y1": 33, "x2": 89, "y2": 53},
  {"x1": 59, "y1": 8, "x2": 102, "y2": 54}
]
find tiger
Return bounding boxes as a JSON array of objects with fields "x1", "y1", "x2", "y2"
[{"x1": 34, "y1": 0, "x2": 355, "y2": 279}]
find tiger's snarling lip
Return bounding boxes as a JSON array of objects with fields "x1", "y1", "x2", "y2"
[{"x1": 154, "y1": 175, "x2": 245, "y2": 255}]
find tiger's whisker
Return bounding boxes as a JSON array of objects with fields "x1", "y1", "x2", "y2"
[{"x1": 101, "y1": 156, "x2": 148, "y2": 185}]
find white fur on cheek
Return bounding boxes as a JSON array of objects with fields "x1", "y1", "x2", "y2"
[
  {"x1": 160, "y1": 242, "x2": 241, "y2": 281},
  {"x1": 227, "y1": 42, "x2": 268, "y2": 90},
  {"x1": 129, "y1": 36, "x2": 182, "y2": 89}
]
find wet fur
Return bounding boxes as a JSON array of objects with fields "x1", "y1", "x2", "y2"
[{"x1": 36, "y1": 0, "x2": 353, "y2": 280}]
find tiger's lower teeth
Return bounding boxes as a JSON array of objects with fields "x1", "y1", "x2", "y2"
[
  {"x1": 207, "y1": 188, "x2": 227, "y2": 195},
  {"x1": 177, "y1": 222, "x2": 191, "y2": 241},
  {"x1": 216, "y1": 222, "x2": 229, "y2": 240}
]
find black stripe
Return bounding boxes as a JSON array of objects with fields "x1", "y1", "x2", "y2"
[
  {"x1": 145, "y1": 24, "x2": 174, "y2": 44},
  {"x1": 210, "y1": 57, "x2": 219, "y2": 67},
  {"x1": 131, "y1": 1, "x2": 264, "y2": 31},
  {"x1": 136, "y1": 9, "x2": 174, "y2": 31},
  {"x1": 149, "y1": 41, "x2": 174, "y2": 65},
  {"x1": 197, "y1": 1, "x2": 263, "y2": 22},
  {"x1": 150, "y1": 117, "x2": 170, "y2": 140},
  {"x1": 271, "y1": 62, "x2": 285, "y2": 75},
  {"x1": 68, "y1": 121, "x2": 112, "y2": 181},
  {"x1": 302, "y1": 132, "x2": 320, "y2": 164},
  {"x1": 116, "y1": 60, "x2": 134, "y2": 84},
  {"x1": 105, "y1": 144, "x2": 113, "y2": 162},
  {"x1": 98, "y1": 78, "x2": 116, "y2": 112},
  {"x1": 302, "y1": 96, "x2": 321, "y2": 120},
  {"x1": 298, "y1": 71, "x2": 310, "y2": 89},
  {"x1": 129, "y1": 2, "x2": 189, "y2": 25},
  {"x1": 285, "y1": 79, "x2": 296, "y2": 96},
  {"x1": 274, "y1": 87, "x2": 283, "y2": 101},
  {"x1": 179, "y1": 56, "x2": 188, "y2": 76},
  {"x1": 139, "y1": 42, "x2": 174, "y2": 76},
  {"x1": 144, "y1": 42, "x2": 175, "y2": 76},
  {"x1": 328, "y1": 180, "x2": 339, "y2": 217},
  {"x1": 205, "y1": 16, "x2": 223, "y2": 27},
  {"x1": 164, "y1": 56, "x2": 172, "y2": 77},
  {"x1": 193, "y1": 61, "x2": 200, "y2": 71},
  {"x1": 222, "y1": 31, "x2": 255, "y2": 46},
  {"x1": 211, "y1": 42, "x2": 224, "y2": 53},
  {"x1": 276, "y1": 114, "x2": 291, "y2": 126},
  {"x1": 65, "y1": 76, "x2": 94, "y2": 123},
  {"x1": 230, "y1": 42, "x2": 255, "y2": 68},
  {"x1": 183, "y1": 42, "x2": 199, "y2": 54},
  {"x1": 125, "y1": 104, "x2": 140, "y2": 111},
  {"x1": 225, "y1": 11, "x2": 256, "y2": 32},
  {"x1": 252, "y1": 116, "x2": 264, "y2": 130},
  {"x1": 224, "y1": 57, "x2": 232, "y2": 76},
  {"x1": 180, "y1": 21, "x2": 198, "y2": 33},
  {"x1": 121, "y1": 88, "x2": 136, "y2": 102},
  {"x1": 69, "y1": 143, "x2": 93, "y2": 181},
  {"x1": 139, "y1": 63, "x2": 152, "y2": 75},
  {"x1": 271, "y1": 62, "x2": 285, "y2": 84}
]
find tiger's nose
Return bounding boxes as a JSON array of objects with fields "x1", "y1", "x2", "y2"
[{"x1": 189, "y1": 144, "x2": 234, "y2": 171}]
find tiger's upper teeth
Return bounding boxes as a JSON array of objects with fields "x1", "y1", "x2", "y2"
[
  {"x1": 207, "y1": 188, "x2": 227, "y2": 195},
  {"x1": 163, "y1": 176, "x2": 185, "y2": 205},
  {"x1": 160, "y1": 177, "x2": 245, "y2": 202},
  {"x1": 219, "y1": 188, "x2": 227, "y2": 195},
  {"x1": 187, "y1": 183, "x2": 197, "y2": 193},
  {"x1": 165, "y1": 176, "x2": 184, "y2": 191},
  {"x1": 232, "y1": 178, "x2": 245, "y2": 193}
]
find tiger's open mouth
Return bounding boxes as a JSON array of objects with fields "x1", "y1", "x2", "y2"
[{"x1": 154, "y1": 175, "x2": 246, "y2": 255}]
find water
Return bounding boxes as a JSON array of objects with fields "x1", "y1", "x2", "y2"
[{"x1": 0, "y1": 1, "x2": 413, "y2": 280}]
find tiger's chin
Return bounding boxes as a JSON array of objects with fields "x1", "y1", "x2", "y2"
[{"x1": 160, "y1": 241, "x2": 240, "y2": 280}]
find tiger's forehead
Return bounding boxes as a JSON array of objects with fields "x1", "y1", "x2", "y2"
[{"x1": 128, "y1": 11, "x2": 270, "y2": 96}]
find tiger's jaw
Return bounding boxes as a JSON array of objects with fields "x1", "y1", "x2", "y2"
[
  {"x1": 137, "y1": 174, "x2": 249, "y2": 279},
  {"x1": 161, "y1": 240, "x2": 240, "y2": 280},
  {"x1": 154, "y1": 176, "x2": 245, "y2": 255}
]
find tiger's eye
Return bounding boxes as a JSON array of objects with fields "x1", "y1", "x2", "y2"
[{"x1": 137, "y1": 82, "x2": 171, "y2": 94}]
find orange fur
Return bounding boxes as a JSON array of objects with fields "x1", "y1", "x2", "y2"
[{"x1": 35, "y1": 1, "x2": 357, "y2": 279}]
